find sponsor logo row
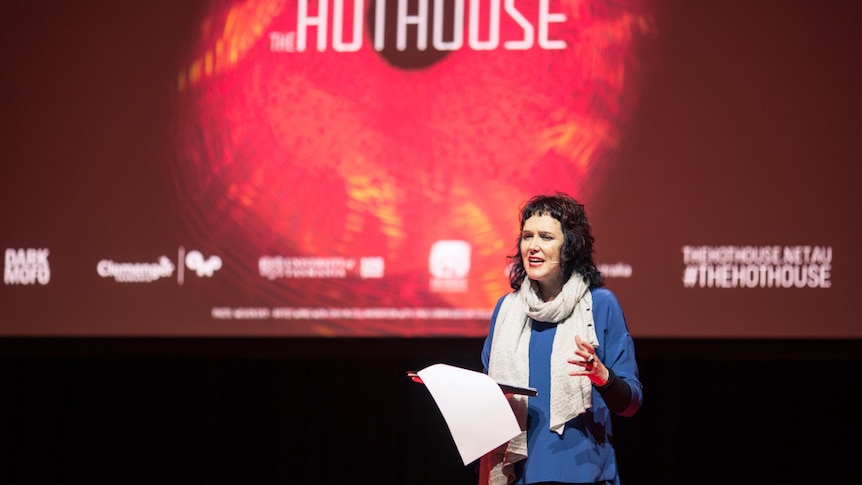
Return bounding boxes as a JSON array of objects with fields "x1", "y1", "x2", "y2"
[
  {"x1": 4, "y1": 240, "x2": 518, "y2": 294},
  {"x1": 8, "y1": 243, "x2": 831, "y2": 290}
]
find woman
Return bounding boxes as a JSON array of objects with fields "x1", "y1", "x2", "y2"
[{"x1": 480, "y1": 192, "x2": 643, "y2": 485}]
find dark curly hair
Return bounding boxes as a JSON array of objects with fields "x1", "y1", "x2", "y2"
[{"x1": 508, "y1": 192, "x2": 605, "y2": 290}]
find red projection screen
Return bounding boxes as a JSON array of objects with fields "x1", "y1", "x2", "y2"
[{"x1": 1, "y1": 0, "x2": 860, "y2": 338}]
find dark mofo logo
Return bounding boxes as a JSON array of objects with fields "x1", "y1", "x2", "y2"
[{"x1": 293, "y1": 0, "x2": 568, "y2": 68}]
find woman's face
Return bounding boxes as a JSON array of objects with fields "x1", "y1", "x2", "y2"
[{"x1": 520, "y1": 213, "x2": 565, "y2": 294}]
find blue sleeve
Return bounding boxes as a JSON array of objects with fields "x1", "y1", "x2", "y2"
[{"x1": 592, "y1": 288, "x2": 643, "y2": 417}]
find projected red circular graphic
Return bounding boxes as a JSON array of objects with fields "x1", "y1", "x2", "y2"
[{"x1": 170, "y1": 0, "x2": 654, "y2": 335}]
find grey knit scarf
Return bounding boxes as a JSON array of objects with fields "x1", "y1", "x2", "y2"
[{"x1": 480, "y1": 274, "x2": 598, "y2": 485}]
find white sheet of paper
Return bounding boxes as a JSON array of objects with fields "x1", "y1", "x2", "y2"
[{"x1": 417, "y1": 363, "x2": 521, "y2": 465}]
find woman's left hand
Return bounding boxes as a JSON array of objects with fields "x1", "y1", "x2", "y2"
[{"x1": 568, "y1": 334, "x2": 610, "y2": 386}]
